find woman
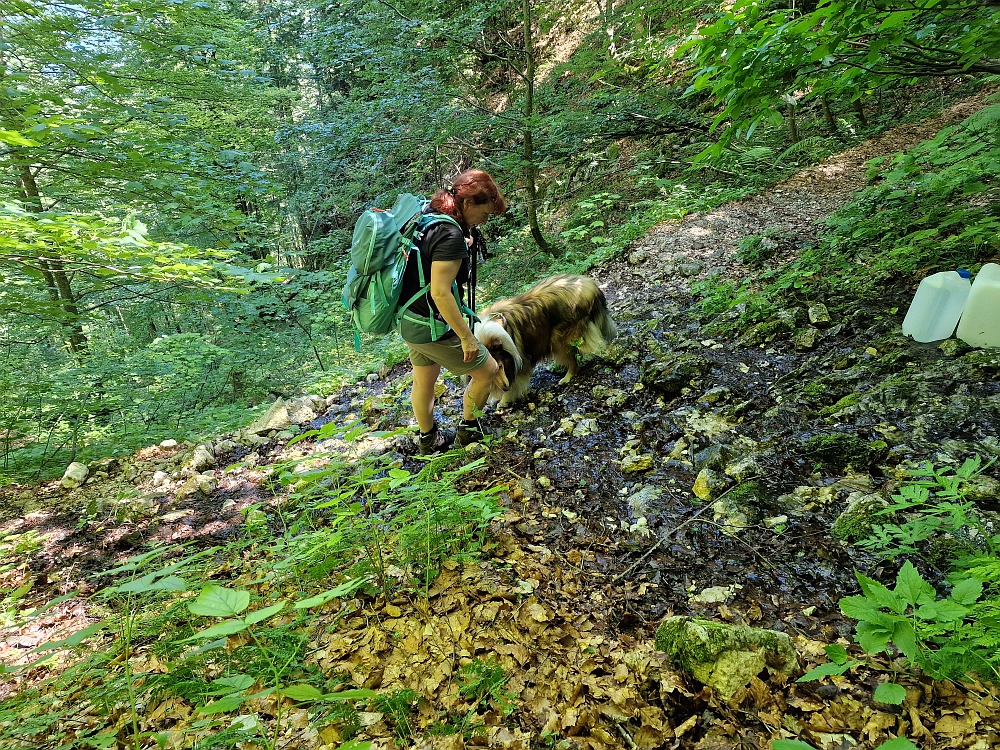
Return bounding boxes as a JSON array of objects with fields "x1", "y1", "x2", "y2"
[{"x1": 397, "y1": 169, "x2": 508, "y2": 454}]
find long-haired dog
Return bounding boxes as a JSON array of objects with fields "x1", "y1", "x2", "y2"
[{"x1": 474, "y1": 274, "x2": 617, "y2": 406}]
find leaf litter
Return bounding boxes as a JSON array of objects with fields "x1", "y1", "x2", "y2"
[{"x1": 2, "y1": 90, "x2": 1000, "y2": 749}]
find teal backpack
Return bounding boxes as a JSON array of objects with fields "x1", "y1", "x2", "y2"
[{"x1": 341, "y1": 193, "x2": 474, "y2": 349}]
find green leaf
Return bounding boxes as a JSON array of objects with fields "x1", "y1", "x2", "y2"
[
  {"x1": 279, "y1": 683, "x2": 324, "y2": 701},
  {"x1": 950, "y1": 577, "x2": 983, "y2": 605},
  {"x1": 30, "y1": 620, "x2": 106, "y2": 653},
  {"x1": 840, "y1": 595, "x2": 897, "y2": 626},
  {"x1": 857, "y1": 573, "x2": 906, "y2": 614},
  {"x1": 796, "y1": 660, "x2": 855, "y2": 681},
  {"x1": 855, "y1": 621, "x2": 893, "y2": 654},
  {"x1": 81, "y1": 733, "x2": 117, "y2": 748},
  {"x1": 189, "y1": 585, "x2": 251, "y2": 617},
  {"x1": 824, "y1": 644, "x2": 850, "y2": 664},
  {"x1": 771, "y1": 741, "x2": 818, "y2": 749},
  {"x1": 915, "y1": 599, "x2": 968, "y2": 623},
  {"x1": 208, "y1": 675, "x2": 255, "y2": 695},
  {"x1": 0, "y1": 129, "x2": 41, "y2": 147},
  {"x1": 337, "y1": 741, "x2": 372, "y2": 750},
  {"x1": 876, "y1": 738, "x2": 918, "y2": 750},
  {"x1": 114, "y1": 574, "x2": 187, "y2": 594},
  {"x1": 891, "y1": 620, "x2": 918, "y2": 661},
  {"x1": 294, "y1": 578, "x2": 366, "y2": 609},
  {"x1": 874, "y1": 682, "x2": 907, "y2": 705},
  {"x1": 894, "y1": 561, "x2": 936, "y2": 607},
  {"x1": 243, "y1": 601, "x2": 285, "y2": 626},
  {"x1": 196, "y1": 694, "x2": 247, "y2": 714},
  {"x1": 318, "y1": 689, "x2": 377, "y2": 702},
  {"x1": 181, "y1": 618, "x2": 248, "y2": 642}
]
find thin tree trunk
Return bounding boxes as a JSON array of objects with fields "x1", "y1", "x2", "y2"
[
  {"x1": 821, "y1": 93, "x2": 837, "y2": 136},
  {"x1": 853, "y1": 98, "x2": 868, "y2": 127},
  {"x1": 18, "y1": 165, "x2": 89, "y2": 354},
  {"x1": 786, "y1": 102, "x2": 800, "y2": 144},
  {"x1": 522, "y1": 0, "x2": 551, "y2": 254}
]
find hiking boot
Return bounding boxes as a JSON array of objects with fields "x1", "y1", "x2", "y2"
[
  {"x1": 418, "y1": 423, "x2": 456, "y2": 455},
  {"x1": 456, "y1": 419, "x2": 500, "y2": 448}
]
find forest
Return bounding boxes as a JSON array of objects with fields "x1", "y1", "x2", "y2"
[{"x1": 1, "y1": 0, "x2": 1000, "y2": 748}]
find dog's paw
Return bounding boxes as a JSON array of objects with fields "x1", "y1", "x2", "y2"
[{"x1": 558, "y1": 374, "x2": 574, "y2": 385}]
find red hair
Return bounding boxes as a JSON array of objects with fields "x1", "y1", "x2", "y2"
[{"x1": 429, "y1": 169, "x2": 508, "y2": 232}]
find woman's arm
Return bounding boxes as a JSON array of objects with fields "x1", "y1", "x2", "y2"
[{"x1": 430, "y1": 259, "x2": 479, "y2": 362}]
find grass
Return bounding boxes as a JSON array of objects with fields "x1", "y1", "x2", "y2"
[{"x1": 0, "y1": 419, "x2": 504, "y2": 750}]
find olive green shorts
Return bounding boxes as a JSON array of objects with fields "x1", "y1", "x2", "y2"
[{"x1": 406, "y1": 333, "x2": 489, "y2": 375}]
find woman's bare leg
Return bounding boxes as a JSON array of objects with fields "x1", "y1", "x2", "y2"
[
  {"x1": 411, "y1": 364, "x2": 442, "y2": 433},
  {"x1": 462, "y1": 356, "x2": 498, "y2": 421}
]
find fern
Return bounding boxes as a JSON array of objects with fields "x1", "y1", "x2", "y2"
[
  {"x1": 775, "y1": 135, "x2": 830, "y2": 164},
  {"x1": 961, "y1": 103, "x2": 1000, "y2": 134}
]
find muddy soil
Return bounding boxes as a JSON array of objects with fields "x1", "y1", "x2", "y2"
[{"x1": 2, "y1": 89, "x2": 999, "y2": 747}]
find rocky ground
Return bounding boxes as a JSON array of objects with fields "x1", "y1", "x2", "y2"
[{"x1": 2, "y1": 92, "x2": 999, "y2": 749}]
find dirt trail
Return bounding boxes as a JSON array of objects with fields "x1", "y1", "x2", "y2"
[{"x1": 2, "y1": 89, "x2": 998, "y2": 748}]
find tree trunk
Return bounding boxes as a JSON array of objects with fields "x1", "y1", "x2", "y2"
[
  {"x1": 522, "y1": 0, "x2": 551, "y2": 255},
  {"x1": 821, "y1": 93, "x2": 837, "y2": 136},
  {"x1": 786, "y1": 102, "x2": 800, "y2": 144},
  {"x1": 853, "y1": 98, "x2": 868, "y2": 127},
  {"x1": 18, "y1": 165, "x2": 89, "y2": 354}
]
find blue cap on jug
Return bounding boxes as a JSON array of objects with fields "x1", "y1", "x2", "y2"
[{"x1": 957, "y1": 269, "x2": 971, "y2": 278}]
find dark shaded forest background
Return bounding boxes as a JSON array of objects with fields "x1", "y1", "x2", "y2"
[{"x1": 2, "y1": 0, "x2": 998, "y2": 480}]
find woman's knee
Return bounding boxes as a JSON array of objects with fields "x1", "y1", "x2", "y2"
[{"x1": 466, "y1": 356, "x2": 498, "y2": 382}]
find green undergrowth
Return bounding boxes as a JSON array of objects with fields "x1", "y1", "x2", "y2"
[
  {"x1": 0, "y1": 420, "x2": 503, "y2": 749},
  {"x1": 0, "y1": 332, "x2": 388, "y2": 484},
  {"x1": 690, "y1": 93, "x2": 1000, "y2": 336},
  {"x1": 803, "y1": 457, "x2": 1000, "y2": 698}
]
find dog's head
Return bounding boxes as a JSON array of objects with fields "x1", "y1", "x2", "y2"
[
  {"x1": 491, "y1": 358, "x2": 511, "y2": 393},
  {"x1": 474, "y1": 319, "x2": 522, "y2": 400}
]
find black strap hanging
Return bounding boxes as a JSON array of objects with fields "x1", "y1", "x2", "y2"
[{"x1": 467, "y1": 227, "x2": 486, "y2": 331}]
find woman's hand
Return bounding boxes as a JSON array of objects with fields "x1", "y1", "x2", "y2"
[{"x1": 460, "y1": 334, "x2": 480, "y2": 363}]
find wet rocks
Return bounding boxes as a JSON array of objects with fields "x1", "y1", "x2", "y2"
[
  {"x1": 693, "y1": 468, "x2": 727, "y2": 500},
  {"x1": 831, "y1": 492, "x2": 890, "y2": 542},
  {"x1": 88, "y1": 457, "x2": 118, "y2": 477},
  {"x1": 622, "y1": 453, "x2": 655, "y2": 473},
  {"x1": 776, "y1": 485, "x2": 836, "y2": 511},
  {"x1": 967, "y1": 476, "x2": 1000, "y2": 504},
  {"x1": 689, "y1": 584, "x2": 741, "y2": 605},
  {"x1": 61, "y1": 462, "x2": 89, "y2": 489},
  {"x1": 628, "y1": 249, "x2": 649, "y2": 265},
  {"x1": 640, "y1": 354, "x2": 709, "y2": 397},
  {"x1": 627, "y1": 485, "x2": 662, "y2": 516},
  {"x1": 654, "y1": 616, "x2": 798, "y2": 703},
  {"x1": 248, "y1": 398, "x2": 291, "y2": 434},
  {"x1": 808, "y1": 303, "x2": 832, "y2": 327},
  {"x1": 287, "y1": 397, "x2": 319, "y2": 425},
  {"x1": 693, "y1": 444, "x2": 733, "y2": 472},
  {"x1": 187, "y1": 444, "x2": 216, "y2": 473},
  {"x1": 592, "y1": 385, "x2": 630, "y2": 408},
  {"x1": 176, "y1": 473, "x2": 218, "y2": 500},
  {"x1": 776, "y1": 307, "x2": 805, "y2": 330},
  {"x1": 793, "y1": 326, "x2": 822, "y2": 350},
  {"x1": 801, "y1": 433, "x2": 880, "y2": 472},
  {"x1": 556, "y1": 414, "x2": 598, "y2": 437},
  {"x1": 724, "y1": 455, "x2": 763, "y2": 483},
  {"x1": 737, "y1": 321, "x2": 784, "y2": 347},
  {"x1": 939, "y1": 338, "x2": 971, "y2": 357},
  {"x1": 697, "y1": 386, "x2": 730, "y2": 406}
]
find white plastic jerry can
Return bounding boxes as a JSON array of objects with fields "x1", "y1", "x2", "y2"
[
  {"x1": 901, "y1": 269, "x2": 972, "y2": 343},
  {"x1": 956, "y1": 262, "x2": 1000, "y2": 349}
]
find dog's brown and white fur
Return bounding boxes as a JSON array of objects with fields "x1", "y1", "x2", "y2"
[{"x1": 474, "y1": 274, "x2": 617, "y2": 406}]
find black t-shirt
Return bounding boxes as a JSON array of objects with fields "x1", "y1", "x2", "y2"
[{"x1": 398, "y1": 216, "x2": 470, "y2": 343}]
